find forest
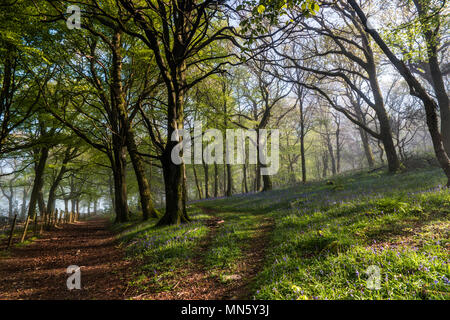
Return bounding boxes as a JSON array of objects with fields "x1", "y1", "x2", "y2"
[{"x1": 0, "y1": 0, "x2": 449, "y2": 301}]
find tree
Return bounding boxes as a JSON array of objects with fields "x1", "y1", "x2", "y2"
[
  {"x1": 0, "y1": 160, "x2": 20, "y2": 220},
  {"x1": 115, "y1": 0, "x2": 237, "y2": 224},
  {"x1": 266, "y1": 2, "x2": 401, "y2": 172},
  {"x1": 0, "y1": 2, "x2": 46, "y2": 156},
  {"x1": 37, "y1": 15, "x2": 160, "y2": 222},
  {"x1": 234, "y1": 59, "x2": 290, "y2": 191},
  {"x1": 388, "y1": 0, "x2": 450, "y2": 155},
  {"x1": 347, "y1": 0, "x2": 450, "y2": 186}
]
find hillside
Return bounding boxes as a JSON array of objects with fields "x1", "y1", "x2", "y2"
[{"x1": 117, "y1": 167, "x2": 449, "y2": 300}]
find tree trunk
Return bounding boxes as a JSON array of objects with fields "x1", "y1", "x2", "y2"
[
  {"x1": 23, "y1": 147, "x2": 49, "y2": 241},
  {"x1": 70, "y1": 198, "x2": 76, "y2": 223},
  {"x1": 359, "y1": 127, "x2": 375, "y2": 168},
  {"x1": 157, "y1": 154, "x2": 190, "y2": 226},
  {"x1": 243, "y1": 162, "x2": 249, "y2": 193},
  {"x1": 413, "y1": 0, "x2": 450, "y2": 157},
  {"x1": 20, "y1": 186, "x2": 29, "y2": 220},
  {"x1": 326, "y1": 133, "x2": 337, "y2": 176},
  {"x1": 111, "y1": 142, "x2": 129, "y2": 223},
  {"x1": 255, "y1": 135, "x2": 262, "y2": 191},
  {"x1": 422, "y1": 98, "x2": 450, "y2": 186},
  {"x1": 222, "y1": 80, "x2": 233, "y2": 197},
  {"x1": 300, "y1": 133, "x2": 307, "y2": 183},
  {"x1": 223, "y1": 163, "x2": 226, "y2": 195},
  {"x1": 214, "y1": 163, "x2": 218, "y2": 197},
  {"x1": 429, "y1": 51, "x2": 450, "y2": 156},
  {"x1": 322, "y1": 151, "x2": 329, "y2": 178},
  {"x1": 261, "y1": 171, "x2": 273, "y2": 192},
  {"x1": 47, "y1": 168, "x2": 67, "y2": 216},
  {"x1": 367, "y1": 65, "x2": 400, "y2": 173},
  {"x1": 203, "y1": 162, "x2": 209, "y2": 198},
  {"x1": 182, "y1": 163, "x2": 188, "y2": 217},
  {"x1": 226, "y1": 164, "x2": 232, "y2": 196},
  {"x1": 48, "y1": 147, "x2": 74, "y2": 216},
  {"x1": 37, "y1": 189, "x2": 46, "y2": 232},
  {"x1": 379, "y1": 116, "x2": 400, "y2": 173},
  {"x1": 192, "y1": 164, "x2": 203, "y2": 199},
  {"x1": 336, "y1": 126, "x2": 341, "y2": 173},
  {"x1": 348, "y1": 0, "x2": 450, "y2": 186},
  {"x1": 110, "y1": 30, "x2": 130, "y2": 223},
  {"x1": 108, "y1": 173, "x2": 115, "y2": 213},
  {"x1": 352, "y1": 96, "x2": 376, "y2": 169},
  {"x1": 64, "y1": 198, "x2": 68, "y2": 223},
  {"x1": 76, "y1": 198, "x2": 80, "y2": 222},
  {"x1": 126, "y1": 127, "x2": 159, "y2": 219},
  {"x1": 3, "y1": 191, "x2": 13, "y2": 221},
  {"x1": 157, "y1": 84, "x2": 190, "y2": 225}
]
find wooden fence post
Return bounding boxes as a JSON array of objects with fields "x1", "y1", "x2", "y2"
[
  {"x1": 20, "y1": 216, "x2": 31, "y2": 243},
  {"x1": 6, "y1": 214, "x2": 18, "y2": 250}
]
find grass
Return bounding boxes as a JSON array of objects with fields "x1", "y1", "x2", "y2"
[
  {"x1": 0, "y1": 224, "x2": 42, "y2": 251},
  {"x1": 201, "y1": 167, "x2": 449, "y2": 300},
  {"x1": 203, "y1": 210, "x2": 264, "y2": 282},
  {"x1": 116, "y1": 207, "x2": 212, "y2": 293},
  {"x1": 123, "y1": 166, "x2": 450, "y2": 299}
]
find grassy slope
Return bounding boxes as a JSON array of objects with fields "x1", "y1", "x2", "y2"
[
  {"x1": 121, "y1": 167, "x2": 450, "y2": 300},
  {"x1": 113, "y1": 207, "x2": 210, "y2": 293}
]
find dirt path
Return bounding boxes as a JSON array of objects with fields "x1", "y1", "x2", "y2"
[
  {"x1": 0, "y1": 219, "x2": 134, "y2": 300},
  {"x1": 0, "y1": 211, "x2": 274, "y2": 300},
  {"x1": 222, "y1": 216, "x2": 274, "y2": 300},
  {"x1": 133, "y1": 207, "x2": 274, "y2": 300}
]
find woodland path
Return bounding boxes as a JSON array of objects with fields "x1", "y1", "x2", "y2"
[
  {"x1": 133, "y1": 207, "x2": 274, "y2": 300},
  {"x1": 0, "y1": 219, "x2": 134, "y2": 300},
  {"x1": 0, "y1": 211, "x2": 274, "y2": 300}
]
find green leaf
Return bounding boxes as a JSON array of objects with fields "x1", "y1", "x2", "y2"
[{"x1": 313, "y1": 3, "x2": 320, "y2": 12}]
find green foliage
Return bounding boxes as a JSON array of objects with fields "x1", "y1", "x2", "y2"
[
  {"x1": 381, "y1": 0, "x2": 448, "y2": 62},
  {"x1": 119, "y1": 207, "x2": 210, "y2": 293},
  {"x1": 200, "y1": 167, "x2": 449, "y2": 299},
  {"x1": 238, "y1": 0, "x2": 320, "y2": 39},
  {"x1": 203, "y1": 211, "x2": 262, "y2": 273},
  {"x1": 377, "y1": 198, "x2": 410, "y2": 214},
  {"x1": 123, "y1": 166, "x2": 449, "y2": 299}
]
